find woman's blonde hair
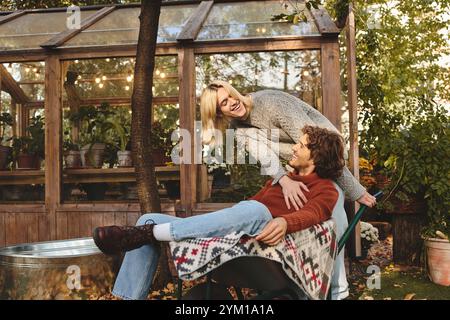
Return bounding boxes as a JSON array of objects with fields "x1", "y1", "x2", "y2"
[{"x1": 199, "y1": 80, "x2": 253, "y2": 147}]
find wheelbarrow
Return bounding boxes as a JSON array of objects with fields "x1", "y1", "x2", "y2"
[{"x1": 176, "y1": 190, "x2": 383, "y2": 300}]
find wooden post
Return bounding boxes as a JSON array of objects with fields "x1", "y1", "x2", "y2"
[
  {"x1": 320, "y1": 38, "x2": 341, "y2": 131},
  {"x1": 345, "y1": 4, "x2": 361, "y2": 257},
  {"x1": 178, "y1": 47, "x2": 196, "y2": 216},
  {"x1": 44, "y1": 55, "x2": 62, "y2": 240}
]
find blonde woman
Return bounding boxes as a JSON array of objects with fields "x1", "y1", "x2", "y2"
[{"x1": 200, "y1": 80, "x2": 376, "y2": 209}]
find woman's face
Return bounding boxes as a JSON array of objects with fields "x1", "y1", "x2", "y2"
[{"x1": 216, "y1": 87, "x2": 247, "y2": 119}]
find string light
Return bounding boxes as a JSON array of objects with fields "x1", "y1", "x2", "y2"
[
  {"x1": 74, "y1": 60, "x2": 79, "y2": 64},
  {"x1": 126, "y1": 75, "x2": 133, "y2": 82},
  {"x1": 125, "y1": 85, "x2": 130, "y2": 91},
  {"x1": 303, "y1": 70, "x2": 310, "y2": 76},
  {"x1": 25, "y1": 67, "x2": 30, "y2": 72},
  {"x1": 33, "y1": 68, "x2": 38, "y2": 73},
  {"x1": 160, "y1": 72, "x2": 166, "y2": 78},
  {"x1": 77, "y1": 75, "x2": 82, "y2": 80},
  {"x1": 155, "y1": 69, "x2": 160, "y2": 75},
  {"x1": 106, "y1": 58, "x2": 110, "y2": 62},
  {"x1": 99, "y1": 83, "x2": 104, "y2": 88},
  {"x1": 95, "y1": 77, "x2": 101, "y2": 84},
  {"x1": 261, "y1": 28, "x2": 266, "y2": 33},
  {"x1": 228, "y1": 80, "x2": 233, "y2": 84},
  {"x1": 102, "y1": 75, "x2": 107, "y2": 81}
]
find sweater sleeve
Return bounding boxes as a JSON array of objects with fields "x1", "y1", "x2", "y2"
[{"x1": 280, "y1": 183, "x2": 338, "y2": 233}]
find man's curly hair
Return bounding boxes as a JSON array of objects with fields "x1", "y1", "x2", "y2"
[{"x1": 301, "y1": 125, "x2": 345, "y2": 180}]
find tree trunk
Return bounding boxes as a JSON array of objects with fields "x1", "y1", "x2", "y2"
[{"x1": 132, "y1": 0, "x2": 172, "y2": 290}]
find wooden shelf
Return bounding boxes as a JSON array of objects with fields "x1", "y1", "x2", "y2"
[{"x1": 0, "y1": 166, "x2": 181, "y2": 185}]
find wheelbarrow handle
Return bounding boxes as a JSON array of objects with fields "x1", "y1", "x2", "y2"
[{"x1": 337, "y1": 191, "x2": 383, "y2": 254}]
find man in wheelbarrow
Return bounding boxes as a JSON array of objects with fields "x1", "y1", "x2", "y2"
[{"x1": 93, "y1": 125, "x2": 376, "y2": 300}]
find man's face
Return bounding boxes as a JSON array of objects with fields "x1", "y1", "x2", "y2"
[
  {"x1": 288, "y1": 134, "x2": 314, "y2": 169},
  {"x1": 216, "y1": 87, "x2": 247, "y2": 119}
]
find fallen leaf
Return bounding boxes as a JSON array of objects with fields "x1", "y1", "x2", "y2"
[
  {"x1": 404, "y1": 293, "x2": 416, "y2": 300},
  {"x1": 383, "y1": 297, "x2": 392, "y2": 300},
  {"x1": 393, "y1": 284, "x2": 402, "y2": 288},
  {"x1": 364, "y1": 296, "x2": 374, "y2": 300}
]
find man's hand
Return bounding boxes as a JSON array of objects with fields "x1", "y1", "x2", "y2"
[
  {"x1": 357, "y1": 191, "x2": 377, "y2": 207},
  {"x1": 279, "y1": 175, "x2": 309, "y2": 210},
  {"x1": 255, "y1": 218, "x2": 288, "y2": 246}
]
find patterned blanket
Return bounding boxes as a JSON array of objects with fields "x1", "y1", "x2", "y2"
[{"x1": 169, "y1": 218, "x2": 338, "y2": 300}]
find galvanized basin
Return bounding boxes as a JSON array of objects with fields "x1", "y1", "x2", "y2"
[{"x1": 0, "y1": 238, "x2": 120, "y2": 300}]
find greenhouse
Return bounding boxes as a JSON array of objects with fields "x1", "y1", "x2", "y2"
[{"x1": 0, "y1": 0, "x2": 348, "y2": 247}]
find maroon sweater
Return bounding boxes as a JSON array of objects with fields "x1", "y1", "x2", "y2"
[{"x1": 249, "y1": 172, "x2": 338, "y2": 233}]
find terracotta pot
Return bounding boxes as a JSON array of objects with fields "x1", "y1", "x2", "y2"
[
  {"x1": 0, "y1": 145, "x2": 11, "y2": 170},
  {"x1": 425, "y1": 237, "x2": 450, "y2": 286},
  {"x1": 64, "y1": 150, "x2": 81, "y2": 169},
  {"x1": 80, "y1": 143, "x2": 105, "y2": 168},
  {"x1": 117, "y1": 151, "x2": 133, "y2": 167},
  {"x1": 17, "y1": 153, "x2": 40, "y2": 169}
]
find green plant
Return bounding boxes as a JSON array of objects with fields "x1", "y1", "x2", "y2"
[
  {"x1": 27, "y1": 115, "x2": 45, "y2": 158},
  {"x1": 150, "y1": 122, "x2": 173, "y2": 158},
  {"x1": 0, "y1": 112, "x2": 13, "y2": 145},
  {"x1": 271, "y1": 0, "x2": 321, "y2": 23},
  {"x1": 69, "y1": 103, "x2": 116, "y2": 147},
  {"x1": 63, "y1": 137, "x2": 79, "y2": 153},
  {"x1": 12, "y1": 115, "x2": 45, "y2": 159},
  {"x1": 379, "y1": 98, "x2": 449, "y2": 239}
]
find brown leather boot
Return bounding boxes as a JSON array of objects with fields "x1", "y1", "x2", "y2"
[{"x1": 93, "y1": 224, "x2": 158, "y2": 255}]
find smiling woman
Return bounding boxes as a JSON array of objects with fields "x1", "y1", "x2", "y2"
[{"x1": 199, "y1": 81, "x2": 376, "y2": 210}]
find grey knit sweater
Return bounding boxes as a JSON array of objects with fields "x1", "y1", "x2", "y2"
[{"x1": 230, "y1": 89, "x2": 366, "y2": 201}]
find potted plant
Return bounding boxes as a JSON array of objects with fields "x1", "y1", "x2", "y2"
[
  {"x1": 69, "y1": 103, "x2": 115, "y2": 168},
  {"x1": 359, "y1": 221, "x2": 380, "y2": 259},
  {"x1": 12, "y1": 115, "x2": 45, "y2": 170},
  {"x1": 380, "y1": 99, "x2": 449, "y2": 274},
  {"x1": 0, "y1": 112, "x2": 13, "y2": 170},
  {"x1": 63, "y1": 138, "x2": 81, "y2": 169},
  {"x1": 106, "y1": 115, "x2": 132, "y2": 167}
]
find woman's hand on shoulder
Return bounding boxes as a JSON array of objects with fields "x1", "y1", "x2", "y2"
[{"x1": 279, "y1": 175, "x2": 309, "y2": 210}]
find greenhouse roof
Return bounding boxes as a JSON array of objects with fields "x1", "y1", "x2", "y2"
[{"x1": 0, "y1": 0, "x2": 339, "y2": 53}]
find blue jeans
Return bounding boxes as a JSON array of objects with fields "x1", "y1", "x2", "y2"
[{"x1": 112, "y1": 200, "x2": 272, "y2": 300}]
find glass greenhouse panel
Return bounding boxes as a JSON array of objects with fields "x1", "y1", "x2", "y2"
[
  {"x1": 197, "y1": 1, "x2": 319, "y2": 41},
  {"x1": 2, "y1": 62, "x2": 45, "y2": 101},
  {"x1": 0, "y1": 10, "x2": 97, "y2": 50},
  {"x1": 61, "y1": 5, "x2": 196, "y2": 48},
  {"x1": 62, "y1": 56, "x2": 177, "y2": 100}
]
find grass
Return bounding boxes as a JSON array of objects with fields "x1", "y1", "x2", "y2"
[{"x1": 349, "y1": 264, "x2": 450, "y2": 300}]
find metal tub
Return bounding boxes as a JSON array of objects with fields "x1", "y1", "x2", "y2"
[{"x1": 0, "y1": 238, "x2": 120, "y2": 300}]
